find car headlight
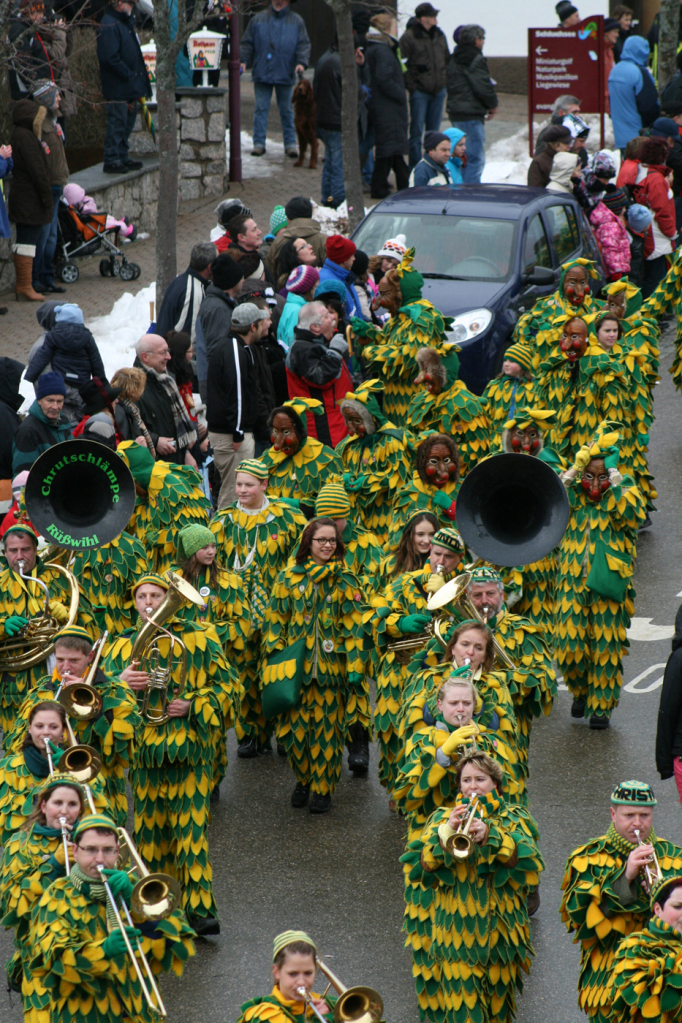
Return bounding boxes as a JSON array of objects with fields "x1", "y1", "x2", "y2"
[{"x1": 445, "y1": 308, "x2": 493, "y2": 344}]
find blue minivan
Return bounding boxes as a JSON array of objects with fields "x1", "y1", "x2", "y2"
[{"x1": 351, "y1": 184, "x2": 604, "y2": 394}]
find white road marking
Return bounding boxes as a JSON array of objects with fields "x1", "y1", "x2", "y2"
[
  {"x1": 623, "y1": 664, "x2": 666, "y2": 694},
  {"x1": 627, "y1": 618, "x2": 675, "y2": 642}
]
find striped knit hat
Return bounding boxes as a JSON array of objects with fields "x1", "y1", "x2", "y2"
[
  {"x1": 286, "y1": 264, "x2": 320, "y2": 295},
  {"x1": 611, "y1": 780, "x2": 657, "y2": 806},
  {"x1": 315, "y1": 476, "x2": 350, "y2": 518},
  {"x1": 270, "y1": 205, "x2": 287, "y2": 235},
  {"x1": 432, "y1": 527, "x2": 464, "y2": 553},
  {"x1": 4, "y1": 523, "x2": 39, "y2": 543},
  {"x1": 131, "y1": 573, "x2": 169, "y2": 594},
  {"x1": 55, "y1": 625, "x2": 93, "y2": 645},
  {"x1": 469, "y1": 566, "x2": 503, "y2": 586},
  {"x1": 503, "y1": 343, "x2": 533, "y2": 371},
  {"x1": 73, "y1": 813, "x2": 118, "y2": 839},
  {"x1": 236, "y1": 459, "x2": 269, "y2": 481},
  {"x1": 273, "y1": 930, "x2": 316, "y2": 961}
]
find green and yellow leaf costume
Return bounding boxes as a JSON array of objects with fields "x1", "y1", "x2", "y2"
[
  {"x1": 28, "y1": 872, "x2": 194, "y2": 1023},
  {"x1": 608, "y1": 917, "x2": 682, "y2": 1023},
  {"x1": 237, "y1": 985, "x2": 334, "y2": 1023},
  {"x1": 260, "y1": 438, "x2": 343, "y2": 515},
  {"x1": 104, "y1": 618, "x2": 240, "y2": 920},
  {"x1": 403, "y1": 793, "x2": 543, "y2": 1023},
  {"x1": 389, "y1": 472, "x2": 460, "y2": 549},
  {"x1": 481, "y1": 374, "x2": 537, "y2": 450},
  {"x1": 560, "y1": 825, "x2": 682, "y2": 1022},
  {"x1": 262, "y1": 560, "x2": 366, "y2": 796},
  {"x1": 210, "y1": 498, "x2": 307, "y2": 743},
  {"x1": 336, "y1": 426, "x2": 412, "y2": 543},
  {"x1": 72, "y1": 533, "x2": 150, "y2": 636},
  {"x1": 4, "y1": 666, "x2": 141, "y2": 827}
]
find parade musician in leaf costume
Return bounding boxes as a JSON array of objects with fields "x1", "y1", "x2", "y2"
[
  {"x1": 561, "y1": 780, "x2": 682, "y2": 1023},
  {"x1": 262, "y1": 517, "x2": 366, "y2": 815},
  {"x1": 389, "y1": 435, "x2": 461, "y2": 548},
  {"x1": 210, "y1": 459, "x2": 307, "y2": 758},
  {"x1": 556, "y1": 428, "x2": 645, "y2": 729},
  {"x1": 403, "y1": 749, "x2": 544, "y2": 1023},
  {"x1": 406, "y1": 345, "x2": 490, "y2": 478},
  {"x1": 337, "y1": 379, "x2": 411, "y2": 543},
  {"x1": 608, "y1": 874, "x2": 682, "y2": 1023},
  {"x1": 0, "y1": 772, "x2": 87, "y2": 1018},
  {"x1": 5, "y1": 625, "x2": 141, "y2": 827},
  {"x1": 260, "y1": 399, "x2": 343, "y2": 519},
  {"x1": 27, "y1": 813, "x2": 195, "y2": 1023},
  {"x1": 481, "y1": 342, "x2": 537, "y2": 449},
  {"x1": 71, "y1": 529, "x2": 149, "y2": 637},
  {"x1": 351, "y1": 248, "x2": 452, "y2": 426},
  {"x1": 104, "y1": 574, "x2": 240, "y2": 935},
  {"x1": 237, "y1": 930, "x2": 335, "y2": 1023}
]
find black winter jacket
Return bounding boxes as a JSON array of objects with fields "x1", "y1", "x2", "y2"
[
  {"x1": 446, "y1": 43, "x2": 498, "y2": 122},
  {"x1": 399, "y1": 17, "x2": 449, "y2": 96},
  {"x1": 96, "y1": 8, "x2": 151, "y2": 102},
  {"x1": 155, "y1": 267, "x2": 208, "y2": 343},
  {"x1": 656, "y1": 605, "x2": 682, "y2": 779},
  {"x1": 365, "y1": 31, "x2": 408, "y2": 159},
  {"x1": 287, "y1": 327, "x2": 344, "y2": 386},
  {"x1": 133, "y1": 366, "x2": 183, "y2": 463},
  {"x1": 0, "y1": 358, "x2": 25, "y2": 480},
  {"x1": 206, "y1": 333, "x2": 262, "y2": 441},
  {"x1": 314, "y1": 46, "x2": 342, "y2": 132},
  {"x1": 8, "y1": 17, "x2": 53, "y2": 99},
  {"x1": 25, "y1": 323, "x2": 106, "y2": 390},
  {"x1": 197, "y1": 284, "x2": 236, "y2": 373}
]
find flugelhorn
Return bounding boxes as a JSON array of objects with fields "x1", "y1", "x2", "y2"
[
  {"x1": 129, "y1": 571, "x2": 204, "y2": 725},
  {"x1": 58, "y1": 630, "x2": 108, "y2": 720},
  {"x1": 634, "y1": 828, "x2": 663, "y2": 894},
  {"x1": 439, "y1": 794, "x2": 480, "y2": 860}
]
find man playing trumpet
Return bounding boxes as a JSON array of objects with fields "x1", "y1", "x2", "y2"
[
  {"x1": 561, "y1": 780, "x2": 682, "y2": 1023},
  {"x1": 28, "y1": 814, "x2": 195, "y2": 1023}
]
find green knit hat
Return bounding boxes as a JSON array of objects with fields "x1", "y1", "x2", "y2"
[
  {"x1": 4, "y1": 523, "x2": 39, "y2": 543},
  {"x1": 176, "y1": 524, "x2": 216, "y2": 561},
  {"x1": 503, "y1": 343, "x2": 533, "y2": 371},
  {"x1": 131, "y1": 573, "x2": 169, "y2": 595},
  {"x1": 270, "y1": 205, "x2": 287, "y2": 236},
  {"x1": 611, "y1": 780, "x2": 658, "y2": 807},
  {"x1": 117, "y1": 440, "x2": 155, "y2": 489},
  {"x1": 432, "y1": 527, "x2": 464, "y2": 553},
  {"x1": 236, "y1": 459, "x2": 269, "y2": 481},
  {"x1": 469, "y1": 566, "x2": 503, "y2": 586},
  {"x1": 34, "y1": 771, "x2": 86, "y2": 805},
  {"x1": 55, "y1": 625, "x2": 93, "y2": 645},
  {"x1": 273, "y1": 930, "x2": 316, "y2": 961},
  {"x1": 315, "y1": 476, "x2": 351, "y2": 517},
  {"x1": 73, "y1": 813, "x2": 118, "y2": 839}
]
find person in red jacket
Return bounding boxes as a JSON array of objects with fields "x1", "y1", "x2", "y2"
[
  {"x1": 285, "y1": 299, "x2": 352, "y2": 447},
  {"x1": 617, "y1": 137, "x2": 676, "y2": 296}
]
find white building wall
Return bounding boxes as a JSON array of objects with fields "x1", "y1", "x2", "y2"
[{"x1": 398, "y1": 1, "x2": 610, "y2": 57}]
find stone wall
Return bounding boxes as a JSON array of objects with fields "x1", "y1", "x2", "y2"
[{"x1": 177, "y1": 87, "x2": 228, "y2": 200}]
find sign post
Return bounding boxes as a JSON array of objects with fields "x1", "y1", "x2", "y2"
[{"x1": 528, "y1": 16, "x2": 604, "y2": 156}]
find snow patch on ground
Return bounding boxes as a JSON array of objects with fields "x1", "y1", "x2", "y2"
[{"x1": 225, "y1": 130, "x2": 286, "y2": 179}]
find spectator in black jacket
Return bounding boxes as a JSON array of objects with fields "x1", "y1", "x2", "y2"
[
  {"x1": 155, "y1": 241, "x2": 218, "y2": 345},
  {"x1": 8, "y1": 0, "x2": 52, "y2": 100},
  {"x1": 446, "y1": 23, "x2": 498, "y2": 184},
  {"x1": 400, "y1": 3, "x2": 450, "y2": 168},
  {"x1": 134, "y1": 334, "x2": 198, "y2": 465},
  {"x1": 25, "y1": 302, "x2": 107, "y2": 424},
  {"x1": 206, "y1": 302, "x2": 268, "y2": 509},
  {"x1": 314, "y1": 42, "x2": 344, "y2": 208},
  {"x1": 0, "y1": 358, "x2": 25, "y2": 491},
  {"x1": 365, "y1": 13, "x2": 410, "y2": 200},
  {"x1": 656, "y1": 605, "x2": 682, "y2": 809},
  {"x1": 195, "y1": 253, "x2": 244, "y2": 402},
  {"x1": 96, "y1": 0, "x2": 151, "y2": 174}
]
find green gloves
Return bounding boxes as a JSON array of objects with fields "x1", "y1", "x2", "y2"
[
  {"x1": 101, "y1": 869, "x2": 134, "y2": 902},
  {"x1": 639, "y1": 433, "x2": 649, "y2": 447},
  {"x1": 47, "y1": 740, "x2": 64, "y2": 765},
  {"x1": 398, "y1": 613, "x2": 431, "y2": 635},
  {"x1": 603, "y1": 446, "x2": 619, "y2": 470},
  {"x1": 348, "y1": 672, "x2": 365, "y2": 688},
  {"x1": 432, "y1": 491, "x2": 456, "y2": 518},
  {"x1": 346, "y1": 475, "x2": 367, "y2": 493},
  {"x1": 4, "y1": 615, "x2": 28, "y2": 637},
  {"x1": 102, "y1": 926, "x2": 141, "y2": 959}
]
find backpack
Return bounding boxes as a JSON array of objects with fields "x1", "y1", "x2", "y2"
[{"x1": 636, "y1": 66, "x2": 660, "y2": 128}]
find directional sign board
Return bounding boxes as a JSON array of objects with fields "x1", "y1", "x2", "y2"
[{"x1": 528, "y1": 15, "x2": 604, "y2": 154}]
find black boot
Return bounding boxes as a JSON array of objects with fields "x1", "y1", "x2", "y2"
[
  {"x1": 526, "y1": 886, "x2": 541, "y2": 916},
  {"x1": 189, "y1": 914, "x2": 220, "y2": 936},
  {"x1": 347, "y1": 723, "x2": 370, "y2": 775},
  {"x1": 589, "y1": 714, "x2": 610, "y2": 730},
  {"x1": 291, "y1": 782, "x2": 310, "y2": 808},
  {"x1": 309, "y1": 792, "x2": 332, "y2": 814},
  {"x1": 277, "y1": 743, "x2": 287, "y2": 757},
  {"x1": 237, "y1": 737, "x2": 260, "y2": 758},
  {"x1": 570, "y1": 697, "x2": 586, "y2": 718}
]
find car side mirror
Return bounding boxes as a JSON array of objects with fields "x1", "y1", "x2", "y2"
[{"x1": 523, "y1": 265, "x2": 555, "y2": 286}]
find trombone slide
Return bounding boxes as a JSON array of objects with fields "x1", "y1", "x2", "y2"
[
  {"x1": 58, "y1": 816, "x2": 71, "y2": 876},
  {"x1": 297, "y1": 987, "x2": 329, "y2": 1023}
]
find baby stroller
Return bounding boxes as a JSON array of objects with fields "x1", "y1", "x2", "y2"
[{"x1": 55, "y1": 201, "x2": 141, "y2": 284}]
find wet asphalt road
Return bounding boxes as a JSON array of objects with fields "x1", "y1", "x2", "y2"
[{"x1": 1, "y1": 327, "x2": 681, "y2": 1023}]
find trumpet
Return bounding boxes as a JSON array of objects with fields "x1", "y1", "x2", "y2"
[
  {"x1": 57, "y1": 630, "x2": 108, "y2": 720},
  {"x1": 58, "y1": 815, "x2": 71, "y2": 876},
  {"x1": 634, "y1": 828, "x2": 663, "y2": 894},
  {"x1": 439, "y1": 794, "x2": 480, "y2": 860},
  {"x1": 0, "y1": 559, "x2": 80, "y2": 672},
  {"x1": 129, "y1": 572, "x2": 204, "y2": 725}
]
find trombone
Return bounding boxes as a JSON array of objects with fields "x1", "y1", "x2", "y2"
[
  {"x1": 57, "y1": 630, "x2": 108, "y2": 719},
  {"x1": 302, "y1": 957, "x2": 383, "y2": 1023},
  {"x1": 439, "y1": 794, "x2": 480, "y2": 860},
  {"x1": 634, "y1": 828, "x2": 663, "y2": 894}
]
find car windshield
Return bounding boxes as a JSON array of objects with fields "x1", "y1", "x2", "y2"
[{"x1": 353, "y1": 212, "x2": 517, "y2": 282}]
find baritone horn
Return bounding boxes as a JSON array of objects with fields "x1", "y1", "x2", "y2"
[{"x1": 130, "y1": 571, "x2": 205, "y2": 725}]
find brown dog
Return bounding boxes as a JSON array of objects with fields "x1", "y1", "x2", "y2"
[{"x1": 292, "y1": 78, "x2": 318, "y2": 169}]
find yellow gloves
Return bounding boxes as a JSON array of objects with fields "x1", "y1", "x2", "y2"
[
  {"x1": 441, "y1": 723, "x2": 479, "y2": 757},
  {"x1": 48, "y1": 600, "x2": 70, "y2": 624},
  {"x1": 424, "y1": 572, "x2": 446, "y2": 595}
]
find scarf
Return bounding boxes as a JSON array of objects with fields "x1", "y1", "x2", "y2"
[
  {"x1": 33, "y1": 823, "x2": 63, "y2": 837},
  {"x1": 303, "y1": 558, "x2": 339, "y2": 584},
  {"x1": 606, "y1": 822, "x2": 658, "y2": 855},
  {"x1": 119, "y1": 396, "x2": 156, "y2": 458},
  {"x1": 69, "y1": 862, "x2": 119, "y2": 929},
  {"x1": 146, "y1": 366, "x2": 198, "y2": 452},
  {"x1": 24, "y1": 743, "x2": 52, "y2": 778}
]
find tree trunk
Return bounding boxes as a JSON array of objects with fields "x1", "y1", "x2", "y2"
[
  {"x1": 324, "y1": 0, "x2": 365, "y2": 231},
  {"x1": 658, "y1": 0, "x2": 680, "y2": 92}
]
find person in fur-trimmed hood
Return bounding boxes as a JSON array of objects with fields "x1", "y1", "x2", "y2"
[
  {"x1": 7, "y1": 99, "x2": 53, "y2": 303},
  {"x1": 406, "y1": 343, "x2": 490, "y2": 476}
]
